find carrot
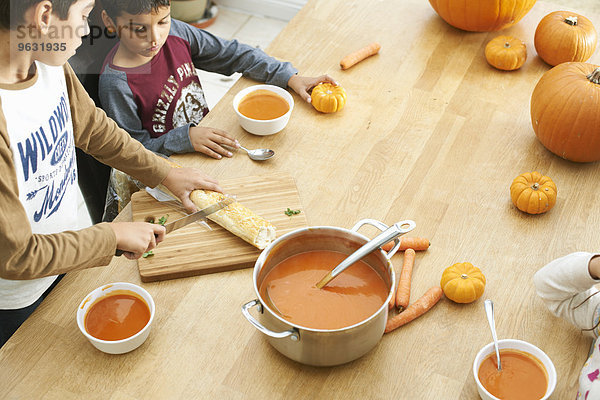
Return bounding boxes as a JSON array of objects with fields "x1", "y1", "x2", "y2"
[
  {"x1": 395, "y1": 249, "x2": 416, "y2": 311},
  {"x1": 381, "y1": 237, "x2": 430, "y2": 252},
  {"x1": 384, "y1": 286, "x2": 443, "y2": 333},
  {"x1": 340, "y1": 42, "x2": 381, "y2": 70}
]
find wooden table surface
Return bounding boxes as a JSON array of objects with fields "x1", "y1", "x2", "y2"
[{"x1": 2, "y1": 0, "x2": 600, "y2": 398}]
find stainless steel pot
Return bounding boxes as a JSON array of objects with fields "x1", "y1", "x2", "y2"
[{"x1": 242, "y1": 218, "x2": 415, "y2": 366}]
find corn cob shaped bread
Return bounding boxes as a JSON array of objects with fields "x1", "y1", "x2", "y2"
[
  {"x1": 189, "y1": 189, "x2": 276, "y2": 249},
  {"x1": 159, "y1": 159, "x2": 276, "y2": 249}
]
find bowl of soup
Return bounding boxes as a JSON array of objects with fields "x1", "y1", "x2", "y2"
[
  {"x1": 242, "y1": 219, "x2": 411, "y2": 366},
  {"x1": 77, "y1": 282, "x2": 155, "y2": 354},
  {"x1": 473, "y1": 339, "x2": 557, "y2": 400},
  {"x1": 232, "y1": 84, "x2": 294, "y2": 135}
]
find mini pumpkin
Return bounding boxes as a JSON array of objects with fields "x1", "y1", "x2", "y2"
[
  {"x1": 510, "y1": 172, "x2": 557, "y2": 214},
  {"x1": 485, "y1": 35, "x2": 527, "y2": 71},
  {"x1": 440, "y1": 262, "x2": 486, "y2": 304},
  {"x1": 534, "y1": 11, "x2": 597, "y2": 66},
  {"x1": 311, "y1": 83, "x2": 346, "y2": 113}
]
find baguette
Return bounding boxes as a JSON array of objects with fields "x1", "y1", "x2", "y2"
[
  {"x1": 189, "y1": 189, "x2": 276, "y2": 249},
  {"x1": 159, "y1": 158, "x2": 276, "y2": 249}
]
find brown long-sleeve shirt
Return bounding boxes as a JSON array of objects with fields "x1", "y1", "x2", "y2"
[{"x1": 0, "y1": 63, "x2": 170, "y2": 281}]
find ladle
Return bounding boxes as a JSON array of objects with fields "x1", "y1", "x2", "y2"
[
  {"x1": 315, "y1": 220, "x2": 416, "y2": 289},
  {"x1": 238, "y1": 144, "x2": 275, "y2": 161},
  {"x1": 484, "y1": 299, "x2": 502, "y2": 370}
]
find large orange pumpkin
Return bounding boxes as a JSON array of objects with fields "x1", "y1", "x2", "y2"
[
  {"x1": 530, "y1": 62, "x2": 600, "y2": 162},
  {"x1": 428, "y1": 0, "x2": 537, "y2": 32},
  {"x1": 534, "y1": 11, "x2": 598, "y2": 67}
]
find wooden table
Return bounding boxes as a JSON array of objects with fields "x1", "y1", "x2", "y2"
[{"x1": 2, "y1": 0, "x2": 600, "y2": 398}]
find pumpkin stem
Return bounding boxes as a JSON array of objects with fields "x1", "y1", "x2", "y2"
[
  {"x1": 564, "y1": 16, "x2": 578, "y2": 26},
  {"x1": 587, "y1": 68, "x2": 600, "y2": 85},
  {"x1": 460, "y1": 274, "x2": 468, "y2": 279},
  {"x1": 504, "y1": 42, "x2": 511, "y2": 48},
  {"x1": 531, "y1": 182, "x2": 540, "y2": 190}
]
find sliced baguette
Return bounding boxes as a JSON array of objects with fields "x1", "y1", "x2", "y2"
[
  {"x1": 189, "y1": 189, "x2": 276, "y2": 249},
  {"x1": 158, "y1": 158, "x2": 276, "y2": 249}
]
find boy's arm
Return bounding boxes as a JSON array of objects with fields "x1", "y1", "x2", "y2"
[
  {"x1": 171, "y1": 19, "x2": 298, "y2": 89},
  {"x1": 64, "y1": 63, "x2": 172, "y2": 183},
  {"x1": 0, "y1": 109, "x2": 117, "y2": 279},
  {"x1": 533, "y1": 252, "x2": 600, "y2": 338},
  {"x1": 97, "y1": 68, "x2": 195, "y2": 156}
]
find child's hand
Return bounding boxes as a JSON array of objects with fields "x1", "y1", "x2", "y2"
[
  {"x1": 287, "y1": 74, "x2": 338, "y2": 103},
  {"x1": 189, "y1": 126, "x2": 239, "y2": 159},
  {"x1": 160, "y1": 167, "x2": 223, "y2": 213},
  {"x1": 110, "y1": 222, "x2": 166, "y2": 260}
]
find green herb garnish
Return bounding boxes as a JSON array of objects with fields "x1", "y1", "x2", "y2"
[
  {"x1": 142, "y1": 250, "x2": 154, "y2": 258},
  {"x1": 157, "y1": 214, "x2": 169, "y2": 226},
  {"x1": 285, "y1": 208, "x2": 301, "y2": 217}
]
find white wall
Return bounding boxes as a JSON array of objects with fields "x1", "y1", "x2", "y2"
[{"x1": 213, "y1": 0, "x2": 307, "y2": 21}]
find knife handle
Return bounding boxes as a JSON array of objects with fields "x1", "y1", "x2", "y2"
[{"x1": 114, "y1": 234, "x2": 159, "y2": 257}]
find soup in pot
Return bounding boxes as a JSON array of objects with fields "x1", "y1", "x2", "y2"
[
  {"x1": 85, "y1": 290, "x2": 150, "y2": 341},
  {"x1": 478, "y1": 349, "x2": 548, "y2": 400},
  {"x1": 259, "y1": 250, "x2": 389, "y2": 329},
  {"x1": 238, "y1": 89, "x2": 289, "y2": 120}
]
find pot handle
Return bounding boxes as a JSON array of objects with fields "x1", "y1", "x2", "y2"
[
  {"x1": 351, "y1": 218, "x2": 416, "y2": 260},
  {"x1": 242, "y1": 300, "x2": 300, "y2": 341}
]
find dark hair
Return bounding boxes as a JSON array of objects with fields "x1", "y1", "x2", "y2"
[
  {"x1": 101, "y1": 0, "x2": 170, "y2": 20},
  {"x1": 0, "y1": 0, "x2": 78, "y2": 30}
]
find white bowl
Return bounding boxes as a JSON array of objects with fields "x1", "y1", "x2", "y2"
[
  {"x1": 232, "y1": 84, "x2": 294, "y2": 136},
  {"x1": 473, "y1": 339, "x2": 557, "y2": 400},
  {"x1": 77, "y1": 282, "x2": 155, "y2": 354}
]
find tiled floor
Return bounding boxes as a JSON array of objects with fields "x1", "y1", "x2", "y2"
[{"x1": 76, "y1": 6, "x2": 289, "y2": 227}]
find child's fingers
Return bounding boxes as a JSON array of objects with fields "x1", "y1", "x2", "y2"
[{"x1": 317, "y1": 74, "x2": 338, "y2": 86}]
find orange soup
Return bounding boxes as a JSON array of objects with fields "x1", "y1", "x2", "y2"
[
  {"x1": 478, "y1": 349, "x2": 548, "y2": 400},
  {"x1": 238, "y1": 89, "x2": 289, "y2": 120},
  {"x1": 259, "y1": 250, "x2": 389, "y2": 329},
  {"x1": 85, "y1": 291, "x2": 151, "y2": 341}
]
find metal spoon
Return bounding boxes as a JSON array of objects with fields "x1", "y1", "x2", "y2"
[
  {"x1": 238, "y1": 144, "x2": 274, "y2": 161},
  {"x1": 315, "y1": 220, "x2": 416, "y2": 289},
  {"x1": 484, "y1": 299, "x2": 502, "y2": 370}
]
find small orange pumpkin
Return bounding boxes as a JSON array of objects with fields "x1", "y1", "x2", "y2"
[
  {"x1": 311, "y1": 83, "x2": 347, "y2": 113},
  {"x1": 534, "y1": 11, "x2": 598, "y2": 66},
  {"x1": 530, "y1": 62, "x2": 600, "y2": 162},
  {"x1": 485, "y1": 36, "x2": 527, "y2": 71},
  {"x1": 440, "y1": 263, "x2": 486, "y2": 304},
  {"x1": 510, "y1": 172, "x2": 557, "y2": 214}
]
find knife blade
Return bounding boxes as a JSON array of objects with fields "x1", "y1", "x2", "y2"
[
  {"x1": 115, "y1": 196, "x2": 235, "y2": 256},
  {"x1": 163, "y1": 196, "x2": 235, "y2": 234}
]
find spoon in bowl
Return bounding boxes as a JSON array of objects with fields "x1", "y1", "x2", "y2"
[
  {"x1": 238, "y1": 143, "x2": 275, "y2": 161},
  {"x1": 484, "y1": 299, "x2": 502, "y2": 370}
]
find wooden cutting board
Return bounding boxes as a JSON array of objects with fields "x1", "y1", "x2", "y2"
[{"x1": 131, "y1": 173, "x2": 307, "y2": 282}]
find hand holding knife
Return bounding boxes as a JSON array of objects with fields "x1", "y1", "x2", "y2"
[{"x1": 115, "y1": 196, "x2": 235, "y2": 257}]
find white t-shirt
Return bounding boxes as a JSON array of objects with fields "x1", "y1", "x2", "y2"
[
  {"x1": 534, "y1": 252, "x2": 600, "y2": 399},
  {"x1": 0, "y1": 61, "x2": 79, "y2": 309}
]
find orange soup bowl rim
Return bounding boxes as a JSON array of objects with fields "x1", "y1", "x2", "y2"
[
  {"x1": 76, "y1": 282, "x2": 156, "y2": 354},
  {"x1": 472, "y1": 338, "x2": 557, "y2": 400},
  {"x1": 232, "y1": 84, "x2": 294, "y2": 136}
]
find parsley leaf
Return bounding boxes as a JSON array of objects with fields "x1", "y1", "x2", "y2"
[{"x1": 285, "y1": 208, "x2": 301, "y2": 217}]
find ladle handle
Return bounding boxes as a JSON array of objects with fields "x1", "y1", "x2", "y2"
[
  {"x1": 484, "y1": 299, "x2": 502, "y2": 370},
  {"x1": 316, "y1": 220, "x2": 416, "y2": 289}
]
